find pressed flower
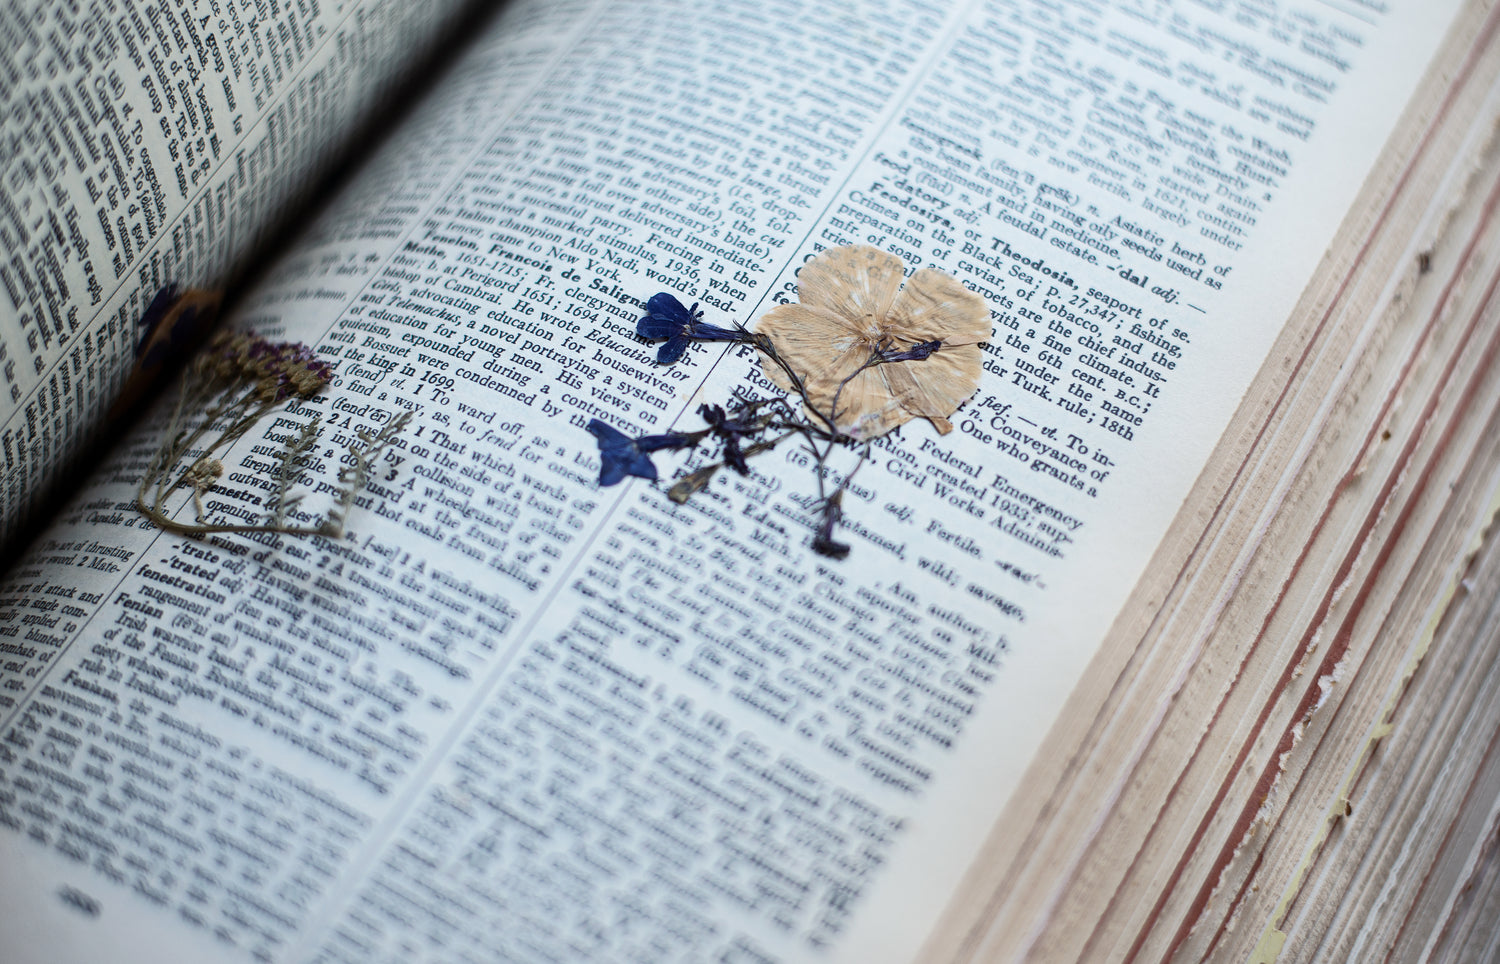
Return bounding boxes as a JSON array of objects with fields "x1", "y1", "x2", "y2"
[
  {"x1": 638, "y1": 292, "x2": 746, "y2": 363},
  {"x1": 193, "y1": 330, "x2": 334, "y2": 401},
  {"x1": 755, "y1": 245, "x2": 988, "y2": 438},
  {"x1": 136, "y1": 321, "x2": 383, "y2": 540},
  {"x1": 587, "y1": 419, "x2": 696, "y2": 485},
  {"x1": 577, "y1": 248, "x2": 989, "y2": 557}
]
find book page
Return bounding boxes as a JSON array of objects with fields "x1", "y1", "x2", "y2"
[
  {"x1": 0, "y1": 0, "x2": 477, "y2": 542},
  {"x1": 0, "y1": 0, "x2": 1462, "y2": 961}
]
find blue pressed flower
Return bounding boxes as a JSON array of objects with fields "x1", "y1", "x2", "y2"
[
  {"x1": 638, "y1": 292, "x2": 745, "y2": 363},
  {"x1": 587, "y1": 419, "x2": 695, "y2": 486}
]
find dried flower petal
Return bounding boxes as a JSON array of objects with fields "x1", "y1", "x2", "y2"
[
  {"x1": 756, "y1": 246, "x2": 988, "y2": 438},
  {"x1": 668, "y1": 464, "x2": 719, "y2": 503},
  {"x1": 589, "y1": 420, "x2": 661, "y2": 484}
]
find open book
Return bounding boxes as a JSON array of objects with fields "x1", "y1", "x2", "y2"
[{"x1": 6, "y1": 0, "x2": 1500, "y2": 960}]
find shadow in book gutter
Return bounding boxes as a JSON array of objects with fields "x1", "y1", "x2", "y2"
[{"x1": 1, "y1": 0, "x2": 513, "y2": 570}]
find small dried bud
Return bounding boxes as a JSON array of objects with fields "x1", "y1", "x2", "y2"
[
  {"x1": 668, "y1": 465, "x2": 719, "y2": 503},
  {"x1": 811, "y1": 490, "x2": 851, "y2": 559},
  {"x1": 183, "y1": 457, "x2": 224, "y2": 487},
  {"x1": 254, "y1": 375, "x2": 282, "y2": 402}
]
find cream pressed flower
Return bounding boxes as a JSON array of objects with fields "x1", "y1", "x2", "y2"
[{"x1": 755, "y1": 245, "x2": 989, "y2": 438}]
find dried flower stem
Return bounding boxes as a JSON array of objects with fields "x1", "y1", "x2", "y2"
[
  {"x1": 320, "y1": 409, "x2": 413, "y2": 539},
  {"x1": 656, "y1": 335, "x2": 896, "y2": 557},
  {"x1": 268, "y1": 415, "x2": 321, "y2": 527}
]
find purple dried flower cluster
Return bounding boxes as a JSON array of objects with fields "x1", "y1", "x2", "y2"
[
  {"x1": 139, "y1": 315, "x2": 353, "y2": 539},
  {"x1": 199, "y1": 330, "x2": 334, "y2": 402}
]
